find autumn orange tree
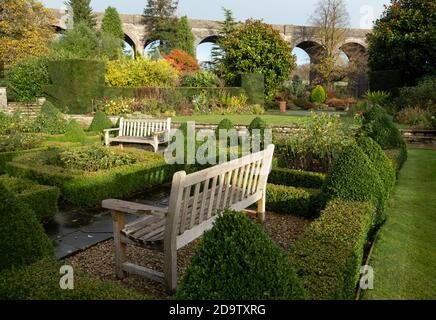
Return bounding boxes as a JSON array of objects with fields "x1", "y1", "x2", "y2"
[
  {"x1": 0, "y1": 0, "x2": 55, "y2": 68},
  {"x1": 164, "y1": 49, "x2": 200, "y2": 74}
]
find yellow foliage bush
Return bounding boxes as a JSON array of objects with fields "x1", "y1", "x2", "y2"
[{"x1": 105, "y1": 57, "x2": 179, "y2": 88}]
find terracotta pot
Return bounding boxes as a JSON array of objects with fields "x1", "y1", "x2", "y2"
[{"x1": 279, "y1": 101, "x2": 286, "y2": 113}]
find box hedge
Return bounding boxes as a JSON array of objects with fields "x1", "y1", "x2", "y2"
[
  {"x1": 384, "y1": 145, "x2": 408, "y2": 177},
  {"x1": 0, "y1": 258, "x2": 145, "y2": 300},
  {"x1": 357, "y1": 137, "x2": 396, "y2": 198},
  {"x1": 0, "y1": 148, "x2": 46, "y2": 174},
  {"x1": 176, "y1": 211, "x2": 304, "y2": 300},
  {"x1": 269, "y1": 167, "x2": 325, "y2": 189},
  {"x1": 289, "y1": 199, "x2": 375, "y2": 300},
  {"x1": 88, "y1": 111, "x2": 114, "y2": 132},
  {"x1": 44, "y1": 59, "x2": 105, "y2": 114},
  {"x1": 5, "y1": 147, "x2": 175, "y2": 207},
  {"x1": 322, "y1": 144, "x2": 386, "y2": 227},
  {"x1": 266, "y1": 184, "x2": 324, "y2": 218},
  {"x1": 0, "y1": 176, "x2": 60, "y2": 224},
  {"x1": 0, "y1": 182, "x2": 53, "y2": 272}
]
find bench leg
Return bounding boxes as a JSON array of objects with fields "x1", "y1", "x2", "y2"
[
  {"x1": 112, "y1": 211, "x2": 127, "y2": 279},
  {"x1": 164, "y1": 239, "x2": 177, "y2": 294},
  {"x1": 152, "y1": 136, "x2": 159, "y2": 153},
  {"x1": 257, "y1": 190, "x2": 266, "y2": 224}
]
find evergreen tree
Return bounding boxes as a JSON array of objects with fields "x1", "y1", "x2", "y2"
[
  {"x1": 175, "y1": 16, "x2": 195, "y2": 57},
  {"x1": 212, "y1": 8, "x2": 237, "y2": 71},
  {"x1": 101, "y1": 6, "x2": 124, "y2": 41},
  {"x1": 143, "y1": 0, "x2": 179, "y2": 54},
  {"x1": 66, "y1": 0, "x2": 96, "y2": 29}
]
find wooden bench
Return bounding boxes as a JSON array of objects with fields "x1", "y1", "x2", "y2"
[
  {"x1": 102, "y1": 144, "x2": 275, "y2": 293},
  {"x1": 104, "y1": 117, "x2": 171, "y2": 152}
]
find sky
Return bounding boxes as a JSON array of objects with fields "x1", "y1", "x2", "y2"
[{"x1": 40, "y1": 0, "x2": 391, "y2": 64}]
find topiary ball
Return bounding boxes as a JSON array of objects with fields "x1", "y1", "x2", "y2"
[
  {"x1": 357, "y1": 137, "x2": 396, "y2": 199},
  {"x1": 310, "y1": 85, "x2": 327, "y2": 104},
  {"x1": 322, "y1": 143, "x2": 386, "y2": 226},
  {"x1": 88, "y1": 111, "x2": 113, "y2": 132},
  {"x1": 64, "y1": 120, "x2": 87, "y2": 143},
  {"x1": 248, "y1": 117, "x2": 269, "y2": 150},
  {"x1": 176, "y1": 210, "x2": 305, "y2": 300},
  {"x1": 361, "y1": 105, "x2": 403, "y2": 149},
  {"x1": 0, "y1": 182, "x2": 53, "y2": 271}
]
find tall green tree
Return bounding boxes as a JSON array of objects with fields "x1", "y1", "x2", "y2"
[
  {"x1": 101, "y1": 6, "x2": 124, "y2": 41},
  {"x1": 217, "y1": 20, "x2": 296, "y2": 100},
  {"x1": 367, "y1": 0, "x2": 436, "y2": 86},
  {"x1": 143, "y1": 0, "x2": 179, "y2": 54},
  {"x1": 174, "y1": 16, "x2": 195, "y2": 57},
  {"x1": 211, "y1": 8, "x2": 238, "y2": 70},
  {"x1": 66, "y1": 0, "x2": 96, "y2": 29}
]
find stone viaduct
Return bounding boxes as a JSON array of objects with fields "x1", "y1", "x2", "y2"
[{"x1": 50, "y1": 8, "x2": 370, "y2": 67}]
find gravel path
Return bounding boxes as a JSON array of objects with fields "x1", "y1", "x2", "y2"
[{"x1": 68, "y1": 212, "x2": 310, "y2": 299}]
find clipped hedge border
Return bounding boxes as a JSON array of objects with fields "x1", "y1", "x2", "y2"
[
  {"x1": 266, "y1": 184, "x2": 324, "y2": 218},
  {"x1": 6, "y1": 147, "x2": 176, "y2": 207},
  {"x1": 384, "y1": 145, "x2": 408, "y2": 177},
  {"x1": 269, "y1": 167, "x2": 325, "y2": 189},
  {"x1": 289, "y1": 199, "x2": 375, "y2": 300},
  {"x1": 0, "y1": 148, "x2": 46, "y2": 174},
  {"x1": 0, "y1": 176, "x2": 60, "y2": 224},
  {"x1": 0, "y1": 258, "x2": 145, "y2": 300}
]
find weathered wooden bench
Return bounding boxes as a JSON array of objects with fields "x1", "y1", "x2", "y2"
[
  {"x1": 102, "y1": 144, "x2": 275, "y2": 293},
  {"x1": 104, "y1": 117, "x2": 171, "y2": 152}
]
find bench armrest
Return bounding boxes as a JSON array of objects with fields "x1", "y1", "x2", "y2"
[
  {"x1": 102, "y1": 199, "x2": 168, "y2": 216},
  {"x1": 104, "y1": 128, "x2": 120, "y2": 133},
  {"x1": 152, "y1": 130, "x2": 166, "y2": 136}
]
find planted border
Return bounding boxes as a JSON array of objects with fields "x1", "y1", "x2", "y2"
[{"x1": 6, "y1": 147, "x2": 175, "y2": 207}]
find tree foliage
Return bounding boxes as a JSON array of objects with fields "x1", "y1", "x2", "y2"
[
  {"x1": 309, "y1": 0, "x2": 350, "y2": 86},
  {"x1": 367, "y1": 0, "x2": 436, "y2": 86},
  {"x1": 0, "y1": 0, "x2": 55, "y2": 68},
  {"x1": 217, "y1": 20, "x2": 296, "y2": 100},
  {"x1": 174, "y1": 16, "x2": 195, "y2": 57},
  {"x1": 164, "y1": 49, "x2": 199, "y2": 73},
  {"x1": 101, "y1": 6, "x2": 124, "y2": 41},
  {"x1": 211, "y1": 8, "x2": 238, "y2": 70},
  {"x1": 66, "y1": 0, "x2": 96, "y2": 29},
  {"x1": 143, "y1": 0, "x2": 179, "y2": 54}
]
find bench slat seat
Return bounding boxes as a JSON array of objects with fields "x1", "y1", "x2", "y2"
[
  {"x1": 102, "y1": 144, "x2": 275, "y2": 293},
  {"x1": 104, "y1": 117, "x2": 171, "y2": 152}
]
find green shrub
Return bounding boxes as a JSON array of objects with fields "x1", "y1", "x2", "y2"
[
  {"x1": 176, "y1": 211, "x2": 304, "y2": 300},
  {"x1": 266, "y1": 184, "x2": 324, "y2": 218},
  {"x1": 394, "y1": 77, "x2": 436, "y2": 111},
  {"x1": 269, "y1": 167, "x2": 325, "y2": 189},
  {"x1": 0, "y1": 258, "x2": 145, "y2": 300},
  {"x1": 0, "y1": 132, "x2": 43, "y2": 153},
  {"x1": 274, "y1": 113, "x2": 353, "y2": 172},
  {"x1": 180, "y1": 71, "x2": 220, "y2": 87},
  {"x1": 240, "y1": 73, "x2": 265, "y2": 104},
  {"x1": 6, "y1": 147, "x2": 174, "y2": 206},
  {"x1": 310, "y1": 85, "x2": 326, "y2": 104},
  {"x1": 384, "y1": 145, "x2": 408, "y2": 176},
  {"x1": 0, "y1": 148, "x2": 46, "y2": 174},
  {"x1": 361, "y1": 105, "x2": 404, "y2": 149},
  {"x1": 364, "y1": 90, "x2": 391, "y2": 107},
  {"x1": 0, "y1": 182, "x2": 53, "y2": 271},
  {"x1": 289, "y1": 199, "x2": 375, "y2": 300},
  {"x1": 88, "y1": 111, "x2": 113, "y2": 132},
  {"x1": 0, "y1": 176, "x2": 59, "y2": 224},
  {"x1": 63, "y1": 120, "x2": 87, "y2": 143},
  {"x1": 44, "y1": 59, "x2": 106, "y2": 114},
  {"x1": 53, "y1": 147, "x2": 136, "y2": 172},
  {"x1": 105, "y1": 57, "x2": 179, "y2": 88},
  {"x1": 31, "y1": 101, "x2": 68, "y2": 134},
  {"x1": 215, "y1": 118, "x2": 235, "y2": 139},
  {"x1": 322, "y1": 144, "x2": 386, "y2": 226},
  {"x1": 396, "y1": 106, "x2": 434, "y2": 129},
  {"x1": 4, "y1": 57, "x2": 49, "y2": 103},
  {"x1": 357, "y1": 137, "x2": 396, "y2": 198}
]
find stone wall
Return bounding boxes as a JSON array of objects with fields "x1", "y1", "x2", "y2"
[{"x1": 0, "y1": 88, "x2": 7, "y2": 111}]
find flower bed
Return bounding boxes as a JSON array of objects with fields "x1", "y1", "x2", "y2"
[
  {"x1": 0, "y1": 176, "x2": 60, "y2": 224},
  {"x1": 5, "y1": 147, "x2": 175, "y2": 207}
]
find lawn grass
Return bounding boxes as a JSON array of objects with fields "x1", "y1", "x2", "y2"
[
  {"x1": 362, "y1": 149, "x2": 436, "y2": 300},
  {"x1": 173, "y1": 112, "x2": 355, "y2": 127}
]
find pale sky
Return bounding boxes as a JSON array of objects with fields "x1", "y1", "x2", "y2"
[{"x1": 40, "y1": 0, "x2": 390, "y2": 64}]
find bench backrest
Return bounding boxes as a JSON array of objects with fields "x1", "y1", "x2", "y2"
[
  {"x1": 119, "y1": 117, "x2": 171, "y2": 138},
  {"x1": 165, "y1": 144, "x2": 275, "y2": 250}
]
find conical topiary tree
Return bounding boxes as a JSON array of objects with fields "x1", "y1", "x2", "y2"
[{"x1": 88, "y1": 111, "x2": 113, "y2": 132}]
